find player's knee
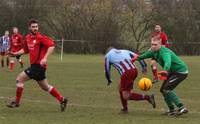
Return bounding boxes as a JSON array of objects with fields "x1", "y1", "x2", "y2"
[
  {"x1": 16, "y1": 80, "x2": 24, "y2": 87},
  {"x1": 122, "y1": 92, "x2": 130, "y2": 100},
  {"x1": 160, "y1": 88, "x2": 170, "y2": 95},
  {"x1": 10, "y1": 60, "x2": 14, "y2": 63},
  {"x1": 41, "y1": 84, "x2": 52, "y2": 92}
]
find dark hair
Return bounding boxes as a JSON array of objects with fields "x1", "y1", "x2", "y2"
[{"x1": 28, "y1": 18, "x2": 38, "y2": 26}]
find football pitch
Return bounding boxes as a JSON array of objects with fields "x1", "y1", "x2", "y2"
[{"x1": 0, "y1": 54, "x2": 200, "y2": 124}]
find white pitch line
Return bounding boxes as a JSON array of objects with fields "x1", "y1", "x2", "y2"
[{"x1": 0, "y1": 96, "x2": 200, "y2": 114}]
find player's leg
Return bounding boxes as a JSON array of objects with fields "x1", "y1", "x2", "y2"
[
  {"x1": 160, "y1": 79, "x2": 175, "y2": 115},
  {"x1": 9, "y1": 57, "x2": 15, "y2": 72},
  {"x1": 121, "y1": 69, "x2": 156, "y2": 109},
  {"x1": 150, "y1": 59, "x2": 159, "y2": 83},
  {"x1": 1, "y1": 52, "x2": 5, "y2": 68},
  {"x1": 160, "y1": 72, "x2": 188, "y2": 115},
  {"x1": 6, "y1": 53, "x2": 9, "y2": 67},
  {"x1": 7, "y1": 71, "x2": 30, "y2": 108},
  {"x1": 37, "y1": 79, "x2": 68, "y2": 112},
  {"x1": 16, "y1": 55, "x2": 23, "y2": 68},
  {"x1": 122, "y1": 90, "x2": 156, "y2": 109},
  {"x1": 118, "y1": 84, "x2": 128, "y2": 113}
]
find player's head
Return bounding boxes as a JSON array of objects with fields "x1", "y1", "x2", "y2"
[
  {"x1": 12, "y1": 27, "x2": 18, "y2": 34},
  {"x1": 28, "y1": 18, "x2": 39, "y2": 35},
  {"x1": 154, "y1": 23, "x2": 162, "y2": 32},
  {"x1": 151, "y1": 35, "x2": 162, "y2": 51},
  {"x1": 5, "y1": 30, "x2": 9, "y2": 36}
]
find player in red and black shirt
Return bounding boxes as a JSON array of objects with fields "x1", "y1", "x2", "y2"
[
  {"x1": 150, "y1": 24, "x2": 170, "y2": 83},
  {"x1": 9, "y1": 27, "x2": 24, "y2": 71},
  {"x1": 7, "y1": 19, "x2": 68, "y2": 112}
]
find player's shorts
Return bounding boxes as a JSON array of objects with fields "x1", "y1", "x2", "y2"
[
  {"x1": 10, "y1": 55, "x2": 21, "y2": 59},
  {"x1": 160, "y1": 72, "x2": 188, "y2": 93},
  {"x1": 16, "y1": 55, "x2": 21, "y2": 59},
  {"x1": 1, "y1": 52, "x2": 5, "y2": 55},
  {"x1": 24, "y1": 64, "x2": 46, "y2": 81},
  {"x1": 120, "y1": 68, "x2": 138, "y2": 91}
]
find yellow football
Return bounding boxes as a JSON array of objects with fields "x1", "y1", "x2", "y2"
[{"x1": 138, "y1": 78, "x2": 152, "y2": 91}]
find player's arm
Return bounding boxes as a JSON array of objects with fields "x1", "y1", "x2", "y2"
[
  {"x1": 41, "y1": 46, "x2": 55, "y2": 62},
  {"x1": 162, "y1": 33, "x2": 170, "y2": 47},
  {"x1": 104, "y1": 57, "x2": 112, "y2": 85},
  {"x1": 128, "y1": 50, "x2": 147, "y2": 73},
  {"x1": 137, "y1": 50, "x2": 154, "y2": 61},
  {"x1": 138, "y1": 60, "x2": 147, "y2": 74},
  {"x1": 40, "y1": 36, "x2": 55, "y2": 65},
  {"x1": 11, "y1": 49, "x2": 25, "y2": 56}
]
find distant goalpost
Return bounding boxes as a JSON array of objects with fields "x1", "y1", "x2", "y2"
[
  {"x1": 55, "y1": 39, "x2": 200, "y2": 61},
  {"x1": 55, "y1": 39, "x2": 88, "y2": 61}
]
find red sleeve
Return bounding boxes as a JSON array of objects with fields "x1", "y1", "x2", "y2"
[
  {"x1": 41, "y1": 36, "x2": 55, "y2": 48},
  {"x1": 23, "y1": 36, "x2": 29, "y2": 53},
  {"x1": 161, "y1": 32, "x2": 168, "y2": 44},
  {"x1": 19, "y1": 34, "x2": 24, "y2": 47}
]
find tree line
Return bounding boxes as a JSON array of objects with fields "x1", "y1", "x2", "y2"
[{"x1": 0, "y1": 0, "x2": 199, "y2": 55}]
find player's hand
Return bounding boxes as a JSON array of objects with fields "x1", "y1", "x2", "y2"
[
  {"x1": 107, "y1": 79, "x2": 112, "y2": 86},
  {"x1": 158, "y1": 71, "x2": 168, "y2": 81},
  {"x1": 9, "y1": 51, "x2": 16, "y2": 57},
  {"x1": 40, "y1": 58, "x2": 47, "y2": 66}
]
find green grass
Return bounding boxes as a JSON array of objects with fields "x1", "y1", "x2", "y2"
[{"x1": 0, "y1": 54, "x2": 200, "y2": 124}]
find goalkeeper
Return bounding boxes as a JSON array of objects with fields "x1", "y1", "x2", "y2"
[{"x1": 137, "y1": 35, "x2": 188, "y2": 116}]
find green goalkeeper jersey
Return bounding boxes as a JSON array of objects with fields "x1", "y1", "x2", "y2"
[{"x1": 137, "y1": 46, "x2": 188, "y2": 73}]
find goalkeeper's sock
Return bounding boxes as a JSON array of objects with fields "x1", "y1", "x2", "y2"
[
  {"x1": 167, "y1": 91, "x2": 183, "y2": 108},
  {"x1": 1, "y1": 59, "x2": 4, "y2": 68},
  {"x1": 164, "y1": 94, "x2": 175, "y2": 111},
  {"x1": 119, "y1": 91, "x2": 127, "y2": 110},
  {"x1": 129, "y1": 92, "x2": 146, "y2": 100},
  {"x1": 15, "y1": 86, "x2": 24, "y2": 105},
  {"x1": 151, "y1": 65, "x2": 158, "y2": 79},
  {"x1": 49, "y1": 86, "x2": 64, "y2": 103}
]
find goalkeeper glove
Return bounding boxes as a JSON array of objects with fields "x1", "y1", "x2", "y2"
[{"x1": 158, "y1": 71, "x2": 168, "y2": 81}]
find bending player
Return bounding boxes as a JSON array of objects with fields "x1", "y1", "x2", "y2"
[{"x1": 104, "y1": 47, "x2": 156, "y2": 113}]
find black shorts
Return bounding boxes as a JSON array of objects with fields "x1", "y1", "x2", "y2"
[
  {"x1": 10, "y1": 55, "x2": 21, "y2": 59},
  {"x1": 16, "y1": 55, "x2": 21, "y2": 59},
  {"x1": 160, "y1": 72, "x2": 188, "y2": 93},
  {"x1": 24, "y1": 64, "x2": 46, "y2": 81}
]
